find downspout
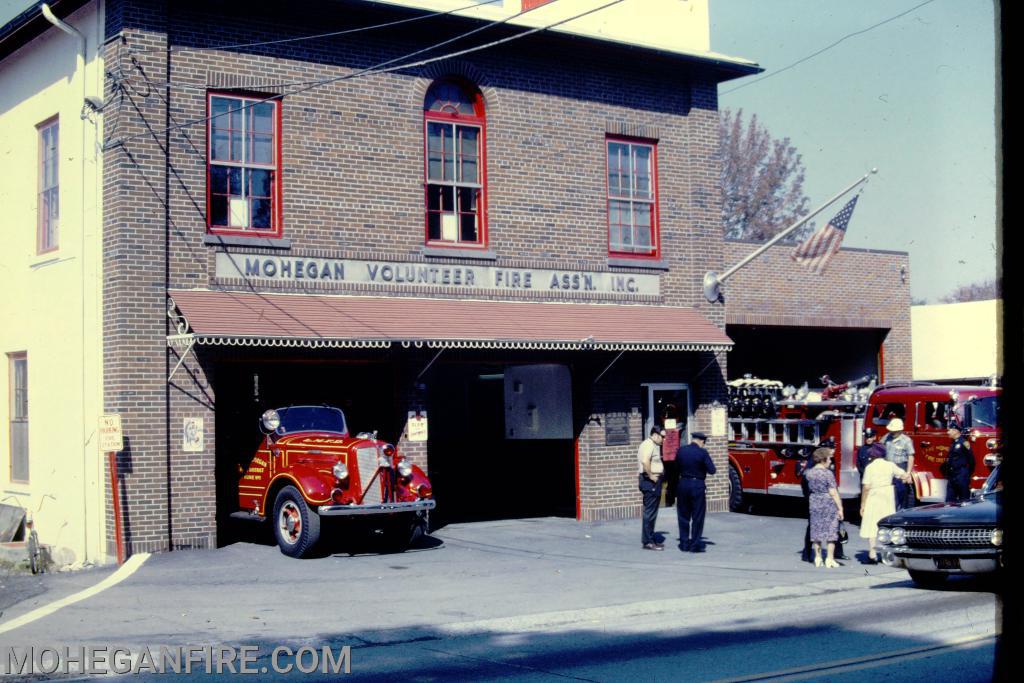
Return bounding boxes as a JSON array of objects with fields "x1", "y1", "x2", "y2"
[{"x1": 41, "y1": 3, "x2": 91, "y2": 563}]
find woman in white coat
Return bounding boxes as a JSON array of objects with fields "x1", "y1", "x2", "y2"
[{"x1": 860, "y1": 443, "x2": 911, "y2": 562}]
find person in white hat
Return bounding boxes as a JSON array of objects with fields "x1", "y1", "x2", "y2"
[{"x1": 882, "y1": 417, "x2": 915, "y2": 510}]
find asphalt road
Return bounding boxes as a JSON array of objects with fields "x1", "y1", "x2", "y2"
[{"x1": 0, "y1": 509, "x2": 1004, "y2": 680}]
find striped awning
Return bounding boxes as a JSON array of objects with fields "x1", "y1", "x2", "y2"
[{"x1": 167, "y1": 289, "x2": 732, "y2": 352}]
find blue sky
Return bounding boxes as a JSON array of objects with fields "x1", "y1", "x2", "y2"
[
  {"x1": 710, "y1": 0, "x2": 999, "y2": 302},
  {"x1": 3, "y1": 0, "x2": 998, "y2": 301}
]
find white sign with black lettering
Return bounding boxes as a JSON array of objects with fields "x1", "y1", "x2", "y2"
[
  {"x1": 216, "y1": 253, "x2": 660, "y2": 297},
  {"x1": 407, "y1": 412, "x2": 428, "y2": 442}
]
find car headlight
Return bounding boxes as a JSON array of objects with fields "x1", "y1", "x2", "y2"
[
  {"x1": 397, "y1": 459, "x2": 413, "y2": 478},
  {"x1": 890, "y1": 527, "x2": 906, "y2": 546},
  {"x1": 991, "y1": 529, "x2": 1003, "y2": 547},
  {"x1": 877, "y1": 528, "x2": 891, "y2": 544},
  {"x1": 332, "y1": 462, "x2": 348, "y2": 480}
]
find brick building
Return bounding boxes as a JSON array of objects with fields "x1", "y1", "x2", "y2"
[{"x1": 1, "y1": 0, "x2": 912, "y2": 563}]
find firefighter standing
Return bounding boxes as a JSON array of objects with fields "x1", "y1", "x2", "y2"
[
  {"x1": 637, "y1": 427, "x2": 666, "y2": 550},
  {"x1": 943, "y1": 422, "x2": 975, "y2": 503},
  {"x1": 675, "y1": 432, "x2": 715, "y2": 552},
  {"x1": 883, "y1": 418, "x2": 915, "y2": 510},
  {"x1": 856, "y1": 428, "x2": 878, "y2": 478}
]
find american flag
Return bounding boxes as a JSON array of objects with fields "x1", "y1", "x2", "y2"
[{"x1": 791, "y1": 195, "x2": 859, "y2": 274}]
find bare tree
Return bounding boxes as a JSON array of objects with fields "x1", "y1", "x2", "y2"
[
  {"x1": 939, "y1": 279, "x2": 1001, "y2": 303},
  {"x1": 720, "y1": 108, "x2": 810, "y2": 241}
]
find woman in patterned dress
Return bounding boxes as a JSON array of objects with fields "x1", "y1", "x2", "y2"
[{"x1": 805, "y1": 447, "x2": 845, "y2": 567}]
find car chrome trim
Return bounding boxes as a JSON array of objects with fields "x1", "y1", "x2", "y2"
[{"x1": 317, "y1": 500, "x2": 436, "y2": 516}]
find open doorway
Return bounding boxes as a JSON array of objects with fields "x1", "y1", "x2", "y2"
[{"x1": 427, "y1": 362, "x2": 576, "y2": 525}]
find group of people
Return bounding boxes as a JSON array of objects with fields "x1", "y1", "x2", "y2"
[
  {"x1": 638, "y1": 427, "x2": 716, "y2": 552},
  {"x1": 638, "y1": 416, "x2": 977, "y2": 563},
  {"x1": 806, "y1": 416, "x2": 976, "y2": 566}
]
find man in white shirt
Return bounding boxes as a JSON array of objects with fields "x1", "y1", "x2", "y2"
[{"x1": 638, "y1": 426, "x2": 666, "y2": 550}]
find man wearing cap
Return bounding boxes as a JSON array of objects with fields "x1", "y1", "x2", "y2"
[
  {"x1": 943, "y1": 421, "x2": 975, "y2": 503},
  {"x1": 637, "y1": 426, "x2": 666, "y2": 550},
  {"x1": 882, "y1": 417, "x2": 915, "y2": 510},
  {"x1": 675, "y1": 432, "x2": 716, "y2": 552},
  {"x1": 856, "y1": 428, "x2": 878, "y2": 479}
]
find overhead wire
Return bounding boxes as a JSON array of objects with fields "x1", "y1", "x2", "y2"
[
  {"x1": 720, "y1": 0, "x2": 938, "y2": 96},
  {"x1": 126, "y1": 0, "x2": 506, "y2": 54},
  {"x1": 105, "y1": 0, "x2": 629, "y2": 151}
]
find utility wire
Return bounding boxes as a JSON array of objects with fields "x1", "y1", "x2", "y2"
[
  {"x1": 104, "y1": 0, "x2": 628, "y2": 151},
  {"x1": 127, "y1": 0, "x2": 505, "y2": 54},
  {"x1": 721, "y1": 0, "x2": 938, "y2": 96}
]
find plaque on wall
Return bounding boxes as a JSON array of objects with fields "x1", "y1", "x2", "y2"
[{"x1": 604, "y1": 414, "x2": 630, "y2": 446}]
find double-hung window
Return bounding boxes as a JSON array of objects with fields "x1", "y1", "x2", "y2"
[
  {"x1": 37, "y1": 118, "x2": 59, "y2": 253},
  {"x1": 8, "y1": 353, "x2": 28, "y2": 483},
  {"x1": 424, "y1": 80, "x2": 486, "y2": 247},
  {"x1": 607, "y1": 138, "x2": 659, "y2": 257},
  {"x1": 208, "y1": 94, "x2": 281, "y2": 236}
]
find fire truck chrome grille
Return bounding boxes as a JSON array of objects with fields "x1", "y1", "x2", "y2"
[
  {"x1": 904, "y1": 527, "x2": 994, "y2": 548},
  {"x1": 356, "y1": 447, "x2": 383, "y2": 505}
]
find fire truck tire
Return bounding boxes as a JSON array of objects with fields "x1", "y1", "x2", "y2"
[
  {"x1": 728, "y1": 466, "x2": 745, "y2": 513},
  {"x1": 908, "y1": 570, "x2": 948, "y2": 588},
  {"x1": 272, "y1": 486, "x2": 321, "y2": 558}
]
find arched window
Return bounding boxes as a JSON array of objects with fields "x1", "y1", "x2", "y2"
[{"x1": 424, "y1": 79, "x2": 486, "y2": 247}]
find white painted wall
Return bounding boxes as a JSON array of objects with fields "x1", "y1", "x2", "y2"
[
  {"x1": 911, "y1": 300, "x2": 1002, "y2": 382},
  {"x1": 0, "y1": 1, "x2": 106, "y2": 566},
  {"x1": 369, "y1": 0, "x2": 754, "y2": 64}
]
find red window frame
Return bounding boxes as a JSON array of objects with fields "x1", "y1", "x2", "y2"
[
  {"x1": 37, "y1": 117, "x2": 59, "y2": 254},
  {"x1": 8, "y1": 352, "x2": 28, "y2": 484},
  {"x1": 605, "y1": 135, "x2": 660, "y2": 259},
  {"x1": 423, "y1": 79, "x2": 487, "y2": 249},
  {"x1": 206, "y1": 92, "x2": 283, "y2": 237}
]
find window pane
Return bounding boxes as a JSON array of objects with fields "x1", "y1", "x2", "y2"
[
  {"x1": 633, "y1": 203, "x2": 652, "y2": 247},
  {"x1": 252, "y1": 102, "x2": 274, "y2": 133},
  {"x1": 210, "y1": 194, "x2": 228, "y2": 226},
  {"x1": 228, "y1": 167, "x2": 242, "y2": 196},
  {"x1": 608, "y1": 142, "x2": 630, "y2": 198},
  {"x1": 252, "y1": 134, "x2": 273, "y2": 165},
  {"x1": 251, "y1": 199, "x2": 272, "y2": 229},
  {"x1": 211, "y1": 97, "x2": 231, "y2": 120},
  {"x1": 458, "y1": 187, "x2": 479, "y2": 243},
  {"x1": 231, "y1": 132, "x2": 244, "y2": 162},
  {"x1": 427, "y1": 123, "x2": 451, "y2": 181},
  {"x1": 249, "y1": 169, "x2": 272, "y2": 199},
  {"x1": 210, "y1": 165, "x2": 229, "y2": 194},
  {"x1": 212, "y1": 132, "x2": 230, "y2": 161},
  {"x1": 458, "y1": 127, "x2": 478, "y2": 183},
  {"x1": 229, "y1": 101, "x2": 244, "y2": 131},
  {"x1": 633, "y1": 146, "x2": 652, "y2": 199}
]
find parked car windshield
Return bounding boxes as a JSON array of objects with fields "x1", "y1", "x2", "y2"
[
  {"x1": 276, "y1": 406, "x2": 348, "y2": 435},
  {"x1": 980, "y1": 464, "x2": 1002, "y2": 496},
  {"x1": 966, "y1": 396, "x2": 999, "y2": 428}
]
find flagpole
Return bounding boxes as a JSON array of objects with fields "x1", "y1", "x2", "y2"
[{"x1": 703, "y1": 168, "x2": 877, "y2": 302}]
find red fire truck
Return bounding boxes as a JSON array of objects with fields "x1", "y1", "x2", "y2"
[{"x1": 726, "y1": 376, "x2": 1002, "y2": 512}]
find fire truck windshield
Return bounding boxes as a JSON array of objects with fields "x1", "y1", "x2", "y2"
[
  {"x1": 966, "y1": 396, "x2": 999, "y2": 428},
  {"x1": 276, "y1": 406, "x2": 348, "y2": 435}
]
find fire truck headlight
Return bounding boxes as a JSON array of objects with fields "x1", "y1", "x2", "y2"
[
  {"x1": 332, "y1": 462, "x2": 348, "y2": 480},
  {"x1": 877, "y1": 528, "x2": 892, "y2": 545},
  {"x1": 991, "y1": 529, "x2": 1003, "y2": 547},
  {"x1": 890, "y1": 527, "x2": 906, "y2": 546},
  {"x1": 261, "y1": 410, "x2": 281, "y2": 432},
  {"x1": 986, "y1": 438, "x2": 1000, "y2": 451},
  {"x1": 397, "y1": 459, "x2": 413, "y2": 478}
]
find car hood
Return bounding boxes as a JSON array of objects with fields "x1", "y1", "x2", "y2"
[{"x1": 879, "y1": 493, "x2": 1001, "y2": 527}]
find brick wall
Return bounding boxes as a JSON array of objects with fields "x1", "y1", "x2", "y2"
[
  {"x1": 100, "y1": 0, "x2": 910, "y2": 551},
  {"x1": 723, "y1": 240, "x2": 912, "y2": 381}
]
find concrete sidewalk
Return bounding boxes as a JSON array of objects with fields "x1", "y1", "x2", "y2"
[{"x1": 0, "y1": 508, "x2": 909, "y2": 647}]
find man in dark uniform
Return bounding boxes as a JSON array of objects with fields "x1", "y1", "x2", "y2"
[
  {"x1": 856, "y1": 428, "x2": 878, "y2": 479},
  {"x1": 675, "y1": 432, "x2": 716, "y2": 552},
  {"x1": 944, "y1": 420, "x2": 975, "y2": 502}
]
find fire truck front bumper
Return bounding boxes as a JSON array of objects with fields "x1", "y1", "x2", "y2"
[{"x1": 317, "y1": 499, "x2": 436, "y2": 516}]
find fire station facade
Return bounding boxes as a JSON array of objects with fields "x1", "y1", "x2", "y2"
[{"x1": 1, "y1": 0, "x2": 911, "y2": 561}]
